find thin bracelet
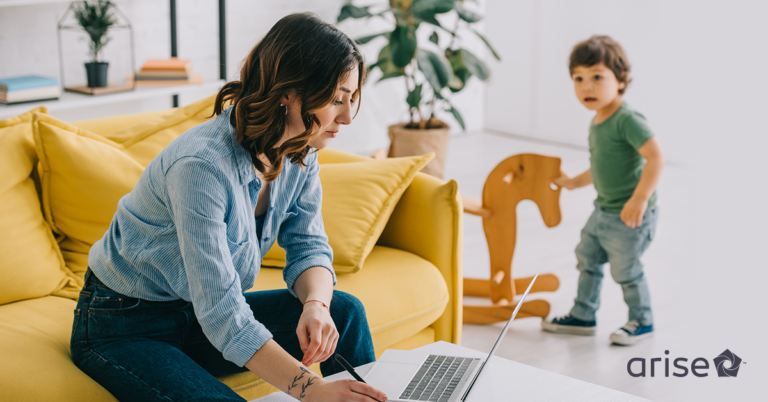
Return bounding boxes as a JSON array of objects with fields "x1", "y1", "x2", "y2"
[{"x1": 303, "y1": 299, "x2": 330, "y2": 312}]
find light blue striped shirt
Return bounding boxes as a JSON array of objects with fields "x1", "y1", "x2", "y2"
[{"x1": 89, "y1": 106, "x2": 335, "y2": 367}]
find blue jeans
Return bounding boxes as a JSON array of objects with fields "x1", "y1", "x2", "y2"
[
  {"x1": 70, "y1": 269, "x2": 375, "y2": 402},
  {"x1": 569, "y1": 201, "x2": 659, "y2": 326}
]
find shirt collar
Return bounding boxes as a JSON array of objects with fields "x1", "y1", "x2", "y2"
[{"x1": 224, "y1": 106, "x2": 257, "y2": 186}]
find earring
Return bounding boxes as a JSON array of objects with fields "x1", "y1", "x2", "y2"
[{"x1": 280, "y1": 103, "x2": 288, "y2": 115}]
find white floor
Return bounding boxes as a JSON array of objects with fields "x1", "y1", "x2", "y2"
[{"x1": 441, "y1": 132, "x2": 765, "y2": 402}]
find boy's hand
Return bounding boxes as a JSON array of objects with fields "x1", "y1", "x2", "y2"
[
  {"x1": 552, "y1": 170, "x2": 576, "y2": 190},
  {"x1": 620, "y1": 196, "x2": 647, "y2": 228}
]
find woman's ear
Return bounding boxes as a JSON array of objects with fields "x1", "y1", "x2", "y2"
[{"x1": 283, "y1": 90, "x2": 300, "y2": 108}]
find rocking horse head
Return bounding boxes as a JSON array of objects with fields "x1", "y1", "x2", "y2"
[{"x1": 483, "y1": 153, "x2": 562, "y2": 228}]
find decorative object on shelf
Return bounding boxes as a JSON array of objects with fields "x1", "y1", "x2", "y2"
[
  {"x1": 57, "y1": 0, "x2": 136, "y2": 95},
  {"x1": 72, "y1": 0, "x2": 116, "y2": 88},
  {"x1": 337, "y1": 0, "x2": 500, "y2": 178},
  {"x1": 0, "y1": 75, "x2": 60, "y2": 105},
  {"x1": 128, "y1": 58, "x2": 204, "y2": 87}
]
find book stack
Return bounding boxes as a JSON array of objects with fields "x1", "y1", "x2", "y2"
[
  {"x1": 133, "y1": 58, "x2": 202, "y2": 86},
  {"x1": 0, "y1": 75, "x2": 60, "y2": 105}
]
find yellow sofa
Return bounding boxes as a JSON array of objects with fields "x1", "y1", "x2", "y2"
[{"x1": 0, "y1": 101, "x2": 463, "y2": 401}]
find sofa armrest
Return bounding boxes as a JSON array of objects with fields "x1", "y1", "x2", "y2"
[
  {"x1": 317, "y1": 148, "x2": 463, "y2": 344},
  {"x1": 377, "y1": 173, "x2": 463, "y2": 345}
]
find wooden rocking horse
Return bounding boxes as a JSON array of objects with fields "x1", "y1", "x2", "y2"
[{"x1": 462, "y1": 154, "x2": 563, "y2": 324}]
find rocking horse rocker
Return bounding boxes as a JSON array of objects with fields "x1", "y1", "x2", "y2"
[{"x1": 462, "y1": 154, "x2": 563, "y2": 324}]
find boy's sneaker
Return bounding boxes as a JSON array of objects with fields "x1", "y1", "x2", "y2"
[
  {"x1": 609, "y1": 321, "x2": 654, "y2": 345},
  {"x1": 542, "y1": 314, "x2": 596, "y2": 335}
]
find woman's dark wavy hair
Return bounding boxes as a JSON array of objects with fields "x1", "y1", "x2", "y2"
[{"x1": 212, "y1": 12, "x2": 365, "y2": 182}]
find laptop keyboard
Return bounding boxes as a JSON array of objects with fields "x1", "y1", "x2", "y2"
[{"x1": 399, "y1": 355, "x2": 480, "y2": 401}]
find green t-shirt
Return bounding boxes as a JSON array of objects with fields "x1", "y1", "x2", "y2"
[{"x1": 589, "y1": 102, "x2": 656, "y2": 213}]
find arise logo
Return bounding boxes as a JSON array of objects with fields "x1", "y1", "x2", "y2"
[
  {"x1": 713, "y1": 349, "x2": 742, "y2": 377},
  {"x1": 627, "y1": 349, "x2": 745, "y2": 378}
]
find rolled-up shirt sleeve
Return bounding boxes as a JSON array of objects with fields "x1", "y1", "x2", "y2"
[
  {"x1": 166, "y1": 157, "x2": 272, "y2": 367},
  {"x1": 278, "y1": 153, "x2": 336, "y2": 296}
]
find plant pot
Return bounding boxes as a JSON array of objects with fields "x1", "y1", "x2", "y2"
[
  {"x1": 84, "y1": 62, "x2": 109, "y2": 88},
  {"x1": 388, "y1": 120, "x2": 450, "y2": 178}
]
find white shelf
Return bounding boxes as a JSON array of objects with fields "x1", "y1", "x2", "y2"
[
  {"x1": 0, "y1": 80, "x2": 225, "y2": 120},
  {"x1": 0, "y1": 0, "x2": 71, "y2": 7}
]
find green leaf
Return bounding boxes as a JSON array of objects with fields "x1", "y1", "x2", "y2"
[
  {"x1": 429, "y1": 31, "x2": 439, "y2": 45},
  {"x1": 367, "y1": 58, "x2": 384, "y2": 74},
  {"x1": 448, "y1": 105, "x2": 466, "y2": 130},
  {"x1": 413, "y1": 0, "x2": 454, "y2": 29},
  {"x1": 406, "y1": 84, "x2": 423, "y2": 109},
  {"x1": 355, "y1": 31, "x2": 390, "y2": 45},
  {"x1": 373, "y1": 45, "x2": 405, "y2": 82},
  {"x1": 460, "y1": 48, "x2": 490, "y2": 81},
  {"x1": 389, "y1": 24, "x2": 417, "y2": 68},
  {"x1": 378, "y1": 70, "x2": 405, "y2": 82},
  {"x1": 446, "y1": 48, "x2": 469, "y2": 91},
  {"x1": 448, "y1": 72, "x2": 464, "y2": 90},
  {"x1": 375, "y1": 45, "x2": 401, "y2": 75},
  {"x1": 72, "y1": 0, "x2": 116, "y2": 61},
  {"x1": 416, "y1": 51, "x2": 441, "y2": 92},
  {"x1": 456, "y1": 2, "x2": 483, "y2": 23},
  {"x1": 414, "y1": 13, "x2": 442, "y2": 29},
  {"x1": 417, "y1": 49, "x2": 452, "y2": 91},
  {"x1": 472, "y1": 29, "x2": 501, "y2": 61},
  {"x1": 413, "y1": 0, "x2": 455, "y2": 15},
  {"x1": 337, "y1": 4, "x2": 373, "y2": 23}
]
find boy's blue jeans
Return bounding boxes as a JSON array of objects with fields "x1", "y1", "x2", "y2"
[
  {"x1": 70, "y1": 269, "x2": 376, "y2": 402},
  {"x1": 569, "y1": 201, "x2": 659, "y2": 326}
]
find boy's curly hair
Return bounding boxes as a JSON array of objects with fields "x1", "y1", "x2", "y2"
[{"x1": 569, "y1": 35, "x2": 632, "y2": 94}]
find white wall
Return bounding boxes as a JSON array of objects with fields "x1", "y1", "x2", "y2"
[
  {"x1": 0, "y1": 0, "x2": 488, "y2": 155},
  {"x1": 485, "y1": 0, "x2": 768, "y2": 166}
]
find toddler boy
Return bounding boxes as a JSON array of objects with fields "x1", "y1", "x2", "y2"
[{"x1": 542, "y1": 35, "x2": 665, "y2": 346}]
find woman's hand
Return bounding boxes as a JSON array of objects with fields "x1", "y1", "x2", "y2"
[
  {"x1": 305, "y1": 378, "x2": 388, "y2": 402},
  {"x1": 620, "y1": 196, "x2": 647, "y2": 228},
  {"x1": 297, "y1": 302, "x2": 338, "y2": 366}
]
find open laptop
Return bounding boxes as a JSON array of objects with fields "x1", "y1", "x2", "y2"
[{"x1": 364, "y1": 275, "x2": 539, "y2": 402}]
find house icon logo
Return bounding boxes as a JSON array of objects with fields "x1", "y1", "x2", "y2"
[{"x1": 713, "y1": 349, "x2": 742, "y2": 377}]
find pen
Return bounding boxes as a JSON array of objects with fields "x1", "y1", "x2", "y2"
[{"x1": 334, "y1": 354, "x2": 366, "y2": 383}]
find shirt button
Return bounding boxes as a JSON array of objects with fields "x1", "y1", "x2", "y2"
[{"x1": 264, "y1": 237, "x2": 270, "y2": 241}]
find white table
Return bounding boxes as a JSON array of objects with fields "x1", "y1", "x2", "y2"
[{"x1": 251, "y1": 341, "x2": 650, "y2": 401}]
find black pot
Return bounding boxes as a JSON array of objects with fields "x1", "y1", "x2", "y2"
[{"x1": 84, "y1": 62, "x2": 109, "y2": 88}]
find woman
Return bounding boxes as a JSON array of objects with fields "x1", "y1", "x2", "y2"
[{"x1": 70, "y1": 13, "x2": 387, "y2": 402}]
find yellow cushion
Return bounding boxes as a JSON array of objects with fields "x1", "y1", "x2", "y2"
[
  {"x1": 71, "y1": 109, "x2": 173, "y2": 136},
  {"x1": 262, "y1": 155, "x2": 433, "y2": 273},
  {"x1": 252, "y1": 246, "x2": 449, "y2": 350},
  {"x1": 317, "y1": 147, "x2": 369, "y2": 164},
  {"x1": 0, "y1": 296, "x2": 276, "y2": 402},
  {"x1": 0, "y1": 108, "x2": 76, "y2": 305},
  {"x1": 0, "y1": 296, "x2": 115, "y2": 401},
  {"x1": 33, "y1": 95, "x2": 217, "y2": 287}
]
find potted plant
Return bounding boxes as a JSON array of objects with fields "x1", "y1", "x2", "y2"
[
  {"x1": 73, "y1": 0, "x2": 117, "y2": 88},
  {"x1": 337, "y1": 0, "x2": 500, "y2": 178}
]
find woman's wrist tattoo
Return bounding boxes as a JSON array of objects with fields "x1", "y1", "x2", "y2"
[{"x1": 287, "y1": 366, "x2": 318, "y2": 401}]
